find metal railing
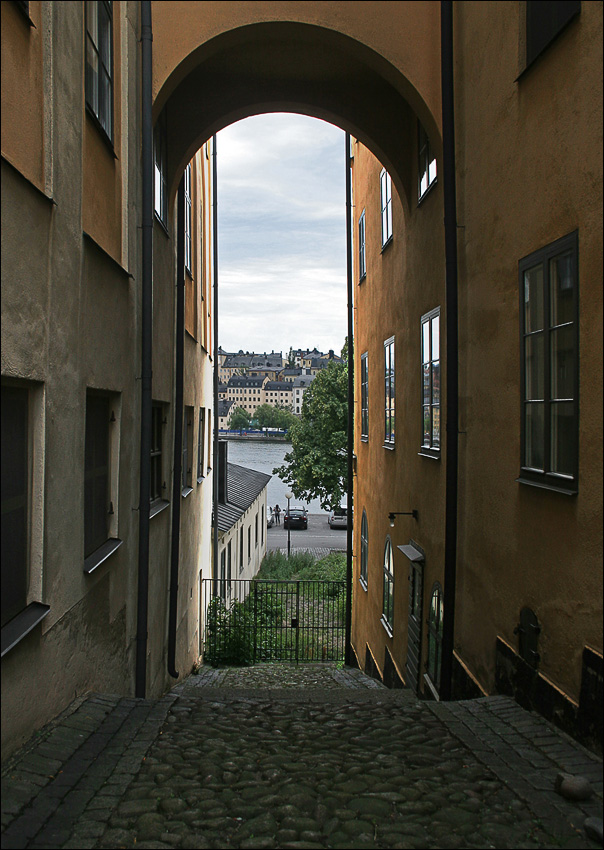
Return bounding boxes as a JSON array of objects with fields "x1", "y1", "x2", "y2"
[{"x1": 202, "y1": 579, "x2": 346, "y2": 665}]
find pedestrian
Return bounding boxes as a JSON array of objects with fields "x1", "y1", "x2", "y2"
[{"x1": 275, "y1": 504, "x2": 281, "y2": 524}]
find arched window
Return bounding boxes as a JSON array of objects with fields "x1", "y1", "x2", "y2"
[
  {"x1": 427, "y1": 582, "x2": 444, "y2": 689},
  {"x1": 382, "y1": 536, "x2": 394, "y2": 630},
  {"x1": 360, "y1": 510, "x2": 368, "y2": 588}
]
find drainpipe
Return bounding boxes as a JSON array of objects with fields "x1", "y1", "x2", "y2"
[
  {"x1": 135, "y1": 0, "x2": 153, "y2": 699},
  {"x1": 212, "y1": 135, "x2": 219, "y2": 590},
  {"x1": 344, "y1": 132, "x2": 354, "y2": 666},
  {"x1": 167, "y1": 176, "x2": 185, "y2": 679},
  {"x1": 440, "y1": 0, "x2": 459, "y2": 702}
]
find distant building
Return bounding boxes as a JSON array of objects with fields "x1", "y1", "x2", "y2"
[
  {"x1": 292, "y1": 374, "x2": 316, "y2": 415},
  {"x1": 263, "y1": 380, "x2": 293, "y2": 411},
  {"x1": 225, "y1": 375, "x2": 268, "y2": 418}
]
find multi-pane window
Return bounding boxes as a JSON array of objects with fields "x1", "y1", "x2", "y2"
[
  {"x1": 84, "y1": 393, "x2": 110, "y2": 557},
  {"x1": 248, "y1": 526, "x2": 251, "y2": 563},
  {"x1": 360, "y1": 353, "x2": 369, "y2": 441},
  {"x1": 426, "y1": 583, "x2": 444, "y2": 691},
  {"x1": 1, "y1": 386, "x2": 29, "y2": 627},
  {"x1": 360, "y1": 510, "x2": 368, "y2": 588},
  {"x1": 421, "y1": 308, "x2": 441, "y2": 455},
  {"x1": 154, "y1": 115, "x2": 168, "y2": 225},
  {"x1": 255, "y1": 513, "x2": 258, "y2": 548},
  {"x1": 382, "y1": 537, "x2": 394, "y2": 630},
  {"x1": 85, "y1": 1, "x2": 113, "y2": 142},
  {"x1": 197, "y1": 408, "x2": 205, "y2": 482},
  {"x1": 358, "y1": 210, "x2": 366, "y2": 280},
  {"x1": 182, "y1": 406, "x2": 193, "y2": 494},
  {"x1": 184, "y1": 162, "x2": 192, "y2": 274},
  {"x1": 239, "y1": 526, "x2": 244, "y2": 573},
  {"x1": 526, "y1": 1, "x2": 580, "y2": 67},
  {"x1": 519, "y1": 231, "x2": 578, "y2": 492},
  {"x1": 418, "y1": 123, "x2": 437, "y2": 201},
  {"x1": 380, "y1": 169, "x2": 393, "y2": 247},
  {"x1": 150, "y1": 403, "x2": 164, "y2": 502},
  {"x1": 384, "y1": 337, "x2": 395, "y2": 446}
]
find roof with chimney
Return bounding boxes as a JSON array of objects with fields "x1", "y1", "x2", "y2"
[{"x1": 217, "y1": 462, "x2": 271, "y2": 533}]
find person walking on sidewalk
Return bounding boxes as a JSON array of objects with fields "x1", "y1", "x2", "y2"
[{"x1": 274, "y1": 504, "x2": 281, "y2": 524}]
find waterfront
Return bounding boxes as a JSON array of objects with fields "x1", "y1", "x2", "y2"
[{"x1": 225, "y1": 439, "x2": 326, "y2": 515}]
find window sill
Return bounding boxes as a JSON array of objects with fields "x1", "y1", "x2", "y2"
[
  {"x1": 380, "y1": 236, "x2": 393, "y2": 254},
  {"x1": 154, "y1": 212, "x2": 170, "y2": 238},
  {"x1": 197, "y1": 475, "x2": 205, "y2": 485},
  {"x1": 361, "y1": 436, "x2": 368, "y2": 443},
  {"x1": 383, "y1": 442, "x2": 395, "y2": 451},
  {"x1": 84, "y1": 538, "x2": 123, "y2": 575},
  {"x1": 181, "y1": 486, "x2": 194, "y2": 499},
  {"x1": 150, "y1": 499, "x2": 170, "y2": 519},
  {"x1": 418, "y1": 449, "x2": 440, "y2": 460},
  {"x1": 516, "y1": 476, "x2": 577, "y2": 496},
  {"x1": 85, "y1": 107, "x2": 116, "y2": 158},
  {"x1": 359, "y1": 273, "x2": 367, "y2": 285},
  {"x1": 1, "y1": 602, "x2": 51, "y2": 658},
  {"x1": 359, "y1": 577, "x2": 368, "y2": 592},
  {"x1": 380, "y1": 616, "x2": 393, "y2": 638}
]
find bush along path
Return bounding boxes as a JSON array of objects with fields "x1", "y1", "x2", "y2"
[{"x1": 204, "y1": 553, "x2": 347, "y2": 667}]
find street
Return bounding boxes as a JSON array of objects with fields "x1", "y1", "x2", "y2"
[{"x1": 267, "y1": 513, "x2": 347, "y2": 553}]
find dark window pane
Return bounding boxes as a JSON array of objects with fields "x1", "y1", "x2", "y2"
[
  {"x1": 525, "y1": 334, "x2": 545, "y2": 400},
  {"x1": 524, "y1": 265, "x2": 544, "y2": 332},
  {"x1": 527, "y1": 1, "x2": 580, "y2": 65},
  {"x1": 551, "y1": 325, "x2": 574, "y2": 400},
  {"x1": 550, "y1": 402, "x2": 574, "y2": 475},
  {"x1": 550, "y1": 252, "x2": 574, "y2": 326},
  {"x1": 524, "y1": 402, "x2": 544, "y2": 470}
]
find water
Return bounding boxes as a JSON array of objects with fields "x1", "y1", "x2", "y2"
[{"x1": 225, "y1": 439, "x2": 326, "y2": 516}]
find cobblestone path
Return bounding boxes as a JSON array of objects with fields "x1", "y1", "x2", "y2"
[{"x1": 1, "y1": 664, "x2": 602, "y2": 849}]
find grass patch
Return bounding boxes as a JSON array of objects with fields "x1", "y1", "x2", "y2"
[{"x1": 257, "y1": 550, "x2": 346, "y2": 582}]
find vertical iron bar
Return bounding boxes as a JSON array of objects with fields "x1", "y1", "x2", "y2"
[
  {"x1": 345, "y1": 132, "x2": 354, "y2": 667},
  {"x1": 253, "y1": 581, "x2": 257, "y2": 664}
]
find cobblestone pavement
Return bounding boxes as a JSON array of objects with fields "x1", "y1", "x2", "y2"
[{"x1": 1, "y1": 664, "x2": 602, "y2": 850}]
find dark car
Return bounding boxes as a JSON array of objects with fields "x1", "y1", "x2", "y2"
[{"x1": 283, "y1": 507, "x2": 308, "y2": 529}]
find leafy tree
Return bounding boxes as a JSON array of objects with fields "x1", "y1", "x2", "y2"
[
  {"x1": 273, "y1": 352, "x2": 348, "y2": 510},
  {"x1": 229, "y1": 406, "x2": 250, "y2": 433},
  {"x1": 286, "y1": 347, "x2": 296, "y2": 368},
  {"x1": 254, "y1": 403, "x2": 297, "y2": 433}
]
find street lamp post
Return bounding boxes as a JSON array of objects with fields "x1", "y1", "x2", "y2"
[{"x1": 285, "y1": 491, "x2": 293, "y2": 559}]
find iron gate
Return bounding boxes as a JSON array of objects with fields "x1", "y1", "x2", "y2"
[{"x1": 201, "y1": 579, "x2": 346, "y2": 665}]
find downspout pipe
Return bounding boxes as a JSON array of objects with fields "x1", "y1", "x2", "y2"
[
  {"x1": 168, "y1": 177, "x2": 185, "y2": 679},
  {"x1": 135, "y1": 0, "x2": 153, "y2": 699},
  {"x1": 344, "y1": 132, "x2": 354, "y2": 667},
  {"x1": 212, "y1": 136, "x2": 219, "y2": 591},
  {"x1": 440, "y1": 0, "x2": 459, "y2": 701}
]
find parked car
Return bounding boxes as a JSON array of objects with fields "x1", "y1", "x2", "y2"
[
  {"x1": 328, "y1": 506, "x2": 349, "y2": 529},
  {"x1": 267, "y1": 509, "x2": 275, "y2": 528},
  {"x1": 283, "y1": 507, "x2": 308, "y2": 529}
]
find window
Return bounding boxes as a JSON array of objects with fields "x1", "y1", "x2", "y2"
[
  {"x1": 197, "y1": 408, "x2": 205, "y2": 482},
  {"x1": 154, "y1": 114, "x2": 168, "y2": 225},
  {"x1": 84, "y1": 393, "x2": 112, "y2": 557},
  {"x1": 182, "y1": 406, "x2": 193, "y2": 495},
  {"x1": 421, "y1": 308, "x2": 441, "y2": 456},
  {"x1": 358, "y1": 210, "x2": 366, "y2": 280},
  {"x1": 239, "y1": 526, "x2": 244, "y2": 573},
  {"x1": 261, "y1": 506, "x2": 265, "y2": 545},
  {"x1": 418, "y1": 123, "x2": 437, "y2": 201},
  {"x1": 248, "y1": 526, "x2": 251, "y2": 563},
  {"x1": 85, "y1": 1, "x2": 113, "y2": 143},
  {"x1": 360, "y1": 510, "x2": 368, "y2": 589},
  {"x1": 150, "y1": 403, "x2": 165, "y2": 502},
  {"x1": 426, "y1": 583, "x2": 444, "y2": 692},
  {"x1": 360, "y1": 352, "x2": 369, "y2": 441},
  {"x1": 526, "y1": 1, "x2": 580, "y2": 68},
  {"x1": 184, "y1": 162, "x2": 192, "y2": 274},
  {"x1": 519, "y1": 231, "x2": 578, "y2": 493},
  {"x1": 384, "y1": 337, "x2": 395, "y2": 446},
  {"x1": 381, "y1": 537, "x2": 394, "y2": 632},
  {"x1": 1, "y1": 386, "x2": 29, "y2": 627},
  {"x1": 255, "y1": 513, "x2": 258, "y2": 547},
  {"x1": 380, "y1": 169, "x2": 393, "y2": 247}
]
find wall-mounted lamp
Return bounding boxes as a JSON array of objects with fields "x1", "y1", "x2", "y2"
[{"x1": 388, "y1": 510, "x2": 418, "y2": 527}]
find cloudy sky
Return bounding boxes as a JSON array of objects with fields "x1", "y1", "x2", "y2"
[{"x1": 217, "y1": 114, "x2": 347, "y2": 358}]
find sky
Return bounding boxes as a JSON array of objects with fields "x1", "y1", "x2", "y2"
[{"x1": 217, "y1": 114, "x2": 347, "y2": 359}]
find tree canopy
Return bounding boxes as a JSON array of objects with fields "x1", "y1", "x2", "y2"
[
  {"x1": 228, "y1": 406, "x2": 250, "y2": 432},
  {"x1": 254, "y1": 403, "x2": 297, "y2": 432},
  {"x1": 273, "y1": 346, "x2": 348, "y2": 511}
]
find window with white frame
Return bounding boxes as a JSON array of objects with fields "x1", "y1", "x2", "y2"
[
  {"x1": 381, "y1": 536, "x2": 394, "y2": 631},
  {"x1": 358, "y1": 209, "x2": 366, "y2": 280},
  {"x1": 184, "y1": 162, "x2": 192, "y2": 274},
  {"x1": 421, "y1": 308, "x2": 441, "y2": 455},
  {"x1": 182, "y1": 406, "x2": 193, "y2": 495},
  {"x1": 197, "y1": 408, "x2": 205, "y2": 482},
  {"x1": 154, "y1": 114, "x2": 168, "y2": 225},
  {"x1": 519, "y1": 231, "x2": 578, "y2": 493},
  {"x1": 380, "y1": 169, "x2": 393, "y2": 247},
  {"x1": 361, "y1": 352, "x2": 369, "y2": 441},
  {"x1": 384, "y1": 337, "x2": 395, "y2": 446},
  {"x1": 360, "y1": 510, "x2": 368, "y2": 589},
  {"x1": 150, "y1": 403, "x2": 165, "y2": 503},
  {"x1": 85, "y1": 0, "x2": 113, "y2": 143},
  {"x1": 418, "y1": 122, "x2": 437, "y2": 201}
]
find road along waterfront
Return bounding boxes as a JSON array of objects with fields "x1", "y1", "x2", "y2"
[{"x1": 1, "y1": 664, "x2": 601, "y2": 849}]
